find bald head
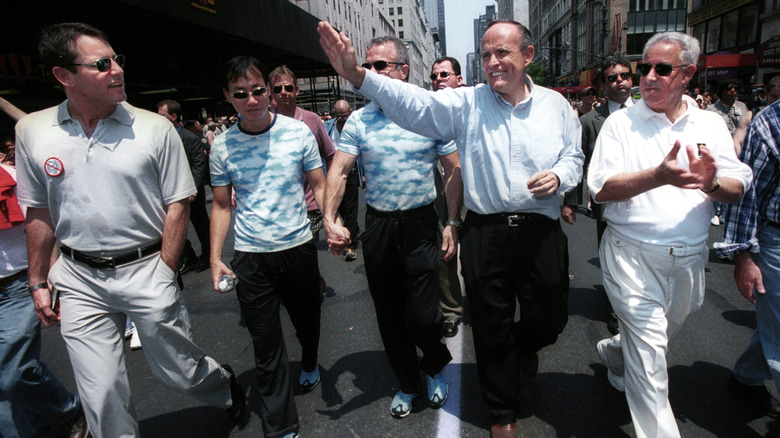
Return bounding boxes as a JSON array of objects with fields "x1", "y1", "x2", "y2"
[{"x1": 333, "y1": 99, "x2": 352, "y2": 132}]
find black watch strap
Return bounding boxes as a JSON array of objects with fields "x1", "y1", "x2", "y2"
[{"x1": 28, "y1": 282, "x2": 49, "y2": 293}]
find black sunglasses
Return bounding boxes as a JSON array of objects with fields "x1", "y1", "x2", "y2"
[
  {"x1": 231, "y1": 87, "x2": 267, "y2": 100},
  {"x1": 430, "y1": 71, "x2": 456, "y2": 81},
  {"x1": 272, "y1": 84, "x2": 295, "y2": 93},
  {"x1": 607, "y1": 72, "x2": 632, "y2": 83},
  {"x1": 361, "y1": 60, "x2": 404, "y2": 71},
  {"x1": 636, "y1": 62, "x2": 687, "y2": 77},
  {"x1": 68, "y1": 54, "x2": 125, "y2": 72}
]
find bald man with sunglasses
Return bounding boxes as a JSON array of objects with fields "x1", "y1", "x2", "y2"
[{"x1": 588, "y1": 32, "x2": 752, "y2": 437}]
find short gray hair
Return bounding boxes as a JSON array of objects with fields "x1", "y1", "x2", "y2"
[
  {"x1": 368, "y1": 35, "x2": 409, "y2": 65},
  {"x1": 642, "y1": 32, "x2": 700, "y2": 66}
]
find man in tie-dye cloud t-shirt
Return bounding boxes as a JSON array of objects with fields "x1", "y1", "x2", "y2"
[
  {"x1": 209, "y1": 56, "x2": 325, "y2": 438},
  {"x1": 323, "y1": 35, "x2": 462, "y2": 420}
]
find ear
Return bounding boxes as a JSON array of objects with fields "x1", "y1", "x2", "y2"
[
  {"x1": 223, "y1": 88, "x2": 232, "y2": 101},
  {"x1": 294, "y1": 86, "x2": 300, "y2": 97},
  {"x1": 681, "y1": 64, "x2": 697, "y2": 85},
  {"x1": 400, "y1": 64, "x2": 410, "y2": 81},
  {"x1": 456, "y1": 75, "x2": 463, "y2": 87},
  {"x1": 52, "y1": 66, "x2": 75, "y2": 89},
  {"x1": 523, "y1": 45, "x2": 535, "y2": 68}
]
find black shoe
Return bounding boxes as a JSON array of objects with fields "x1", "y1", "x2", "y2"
[
  {"x1": 194, "y1": 259, "x2": 210, "y2": 273},
  {"x1": 728, "y1": 373, "x2": 780, "y2": 419},
  {"x1": 319, "y1": 276, "x2": 327, "y2": 296},
  {"x1": 607, "y1": 313, "x2": 620, "y2": 336},
  {"x1": 442, "y1": 321, "x2": 458, "y2": 338},
  {"x1": 178, "y1": 259, "x2": 195, "y2": 275},
  {"x1": 222, "y1": 364, "x2": 247, "y2": 424}
]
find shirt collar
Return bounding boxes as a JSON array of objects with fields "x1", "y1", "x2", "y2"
[
  {"x1": 55, "y1": 100, "x2": 134, "y2": 127},
  {"x1": 635, "y1": 97, "x2": 696, "y2": 124},
  {"x1": 492, "y1": 75, "x2": 535, "y2": 108}
]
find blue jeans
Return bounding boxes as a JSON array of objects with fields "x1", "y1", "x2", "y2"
[
  {"x1": 0, "y1": 273, "x2": 80, "y2": 438},
  {"x1": 733, "y1": 224, "x2": 780, "y2": 390}
]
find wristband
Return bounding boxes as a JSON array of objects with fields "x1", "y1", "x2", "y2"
[{"x1": 28, "y1": 282, "x2": 49, "y2": 294}]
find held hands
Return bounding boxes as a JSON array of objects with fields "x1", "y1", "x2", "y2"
[
  {"x1": 527, "y1": 170, "x2": 560, "y2": 198},
  {"x1": 317, "y1": 21, "x2": 365, "y2": 87},
  {"x1": 324, "y1": 216, "x2": 351, "y2": 255},
  {"x1": 654, "y1": 140, "x2": 717, "y2": 190},
  {"x1": 32, "y1": 286, "x2": 60, "y2": 327}
]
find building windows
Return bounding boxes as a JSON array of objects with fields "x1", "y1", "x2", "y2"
[
  {"x1": 398, "y1": 19, "x2": 403, "y2": 27},
  {"x1": 399, "y1": 31, "x2": 404, "y2": 39},
  {"x1": 389, "y1": 7, "x2": 394, "y2": 15},
  {"x1": 397, "y1": 6, "x2": 402, "y2": 14}
]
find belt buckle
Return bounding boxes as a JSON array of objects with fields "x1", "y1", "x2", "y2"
[
  {"x1": 85, "y1": 255, "x2": 116, "y2": 269},
  {"x1": 506, "y1": 214, "x2": 523, "y2": 227},
  {"x1": 669, "y1": 246, "x2": 684, "y2": 256}
]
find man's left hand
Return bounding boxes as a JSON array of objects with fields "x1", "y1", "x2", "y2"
[
  {"x1": 32, "y1": 287, "x2": 60, "y2": 327},
  {"x1": 561, "y1": 205, "x2": 576, "y2": 224},
  {"x1": 528, "y1": 170, "x2": 560, "y2": 197}
]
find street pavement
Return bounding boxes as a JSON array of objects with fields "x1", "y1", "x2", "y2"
[{"x1": 40, "y1": 190, "x2": 778, "y2": 437}]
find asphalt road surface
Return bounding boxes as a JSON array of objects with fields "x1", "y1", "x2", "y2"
[{"x1": 40, "y1": 190, "x2": 778, "y2": 437}]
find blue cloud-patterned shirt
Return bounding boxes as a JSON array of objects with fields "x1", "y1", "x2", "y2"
[
  {"x1": 210, "y1": 115, "x2": 322, "y2": 252},
  {"x1": 337, "y1": 102, "x2": 456, "y2": 212}
]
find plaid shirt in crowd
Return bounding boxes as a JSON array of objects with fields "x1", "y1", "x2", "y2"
[{"x1": 716, "y1": 100, "x2": 780, "y2": 256}]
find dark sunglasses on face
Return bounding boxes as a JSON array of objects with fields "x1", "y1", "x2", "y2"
[
  {"x1": 607, "y1": 72, "x2": 632, "y2": 83},
  {"x1": 636, "y1": 62, "x2": 687, "y2": 77},
  {"x1": 361, "y1": 60, "x2": 404, "y2": 71},
  {"x1": 430, "y1": 71, "x2": 456, "y2": 81},
  {"x1": 231, "y1": 87, "x2": 267, "y2": 100},
  {"x1": 584, "y1": 91, "x2": 597, "y2": 97},
  {"x1": 68, "y1": 54, "x2": 125, "y2": 72},
  {"x1": 272, "y1": 84, "x2": 295, "y2": 93}
]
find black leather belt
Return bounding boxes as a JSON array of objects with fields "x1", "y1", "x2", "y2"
[
  {"x1": 468, "y1": 211, "x2": 549, "y2": 227},
  {"x1": 0, "y1": 269, "x2": 27, "y2": 287},
  {"x1": 60, "y1": 240, "x2": 162, "y2": 269},
  {"x1": 366, "y1": 202, "x2": 434, "y2": 217}
]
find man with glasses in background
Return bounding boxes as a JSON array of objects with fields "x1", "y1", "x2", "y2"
[
  {"x1": 429, "y1": 56, "x2": 464, "y2": 338},
  {"x1": 430, "y1": 56, "x2": 463, "y2": 91},
  {"x1": 324, "y1": 99, "x2": 362, "y2": 261},
  {"x1": 210, "y1": 56, "x2": 326, "y2": 438},
  {"x1": 322, "y1": 35, "x2": 460, "y2": 419},
  {"x1": 588, "y1": 32, "x2": 752, "y2": 437},
  {"x1": 707, "y1": 79, "x2": 749, "y2": 225},
  {"x1": 16, "y1": 22, "x2": 245, "y2": 437},
  {"x1": 562, "y1": 58, "x2": 636, "y2": 336}
]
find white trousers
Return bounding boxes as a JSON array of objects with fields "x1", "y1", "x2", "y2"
[
  {"x1": 49, "y1": 254, "x2": 231, "y2": 438},
  {"x1": 598, "y1": 227, "x2": 707, "y2": 438}
]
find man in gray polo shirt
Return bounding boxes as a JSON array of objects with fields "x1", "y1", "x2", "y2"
[{"x1": 15, "y1": 22, "x2": 245, "y2": 437}]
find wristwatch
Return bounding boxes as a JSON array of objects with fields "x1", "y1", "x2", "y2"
[
  {"x1": 445, "y1": 219, "x2": 463, "y2": 230},
  {"x1": 701, "y1": 176, "x2": 720, "y2": 194},
  {"x1": 28, "y1": 282, "x2": 49, "y2": 293}
]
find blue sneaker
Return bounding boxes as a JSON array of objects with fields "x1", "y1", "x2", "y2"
[
  {"x1": 390, "y1": 390, "x2": 416, "y2": 418},
  {"x1": 281, "y1": 432, "x2": 299, "y2": 438},
  {"x1": 426, "y1": 371, "x2": 448, "y2": 408},
  {"x1": 299, "y1": 365, "x2": 320, "y2": 392}
]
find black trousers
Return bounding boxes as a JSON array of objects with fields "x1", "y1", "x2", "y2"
[
  {"x1": 361, "y1": 203, "x2": 452, "y2": 394},
  {"x1": 231, "y1": 241, "x2": 321, "y2": 437},
  {"x1": 461, "y1": 211, "x2": 569, "y2": 424},
  {"x1": 338, "y1": 164, "x2": 360, "y2": 249}
]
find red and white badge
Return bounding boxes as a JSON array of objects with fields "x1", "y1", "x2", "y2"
[{"x1": 44, "y1": 157, "x2": 64, "y2": 177}]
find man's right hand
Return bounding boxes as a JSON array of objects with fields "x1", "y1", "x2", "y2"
[
  {"x1": 32, "y1": 287, "x2": 60, "y2": 327},
  {"x1": 211, "y1": 260, "x2": 236, "y2": 293},
  {"x1": 324, "y1": 219, "x2": 351, "y2": 255},
  {"x1": 317, "y1": 21, "x2": 366, "y2": 88},
  {"x1": 735, "y1": 251, "x2": 764, "y2": 304}
]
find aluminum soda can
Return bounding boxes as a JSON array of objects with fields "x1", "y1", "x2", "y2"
[{"x1": 217, "y1": 275, "x2": 237, "y2": 292}]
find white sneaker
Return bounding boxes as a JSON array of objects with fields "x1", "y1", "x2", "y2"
[
  {"x1": 130, "y1": 330, "x2": 142, "y2": 350},
  {"x1": 124, "y1": 320, "x2": 135, "y2": 340},
  {"x1": 711, "y1": 215, "x2": 720, "y2": 226},
  {"x1": 597, "y1": 339, "x2": 625, "y2": 392}
]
